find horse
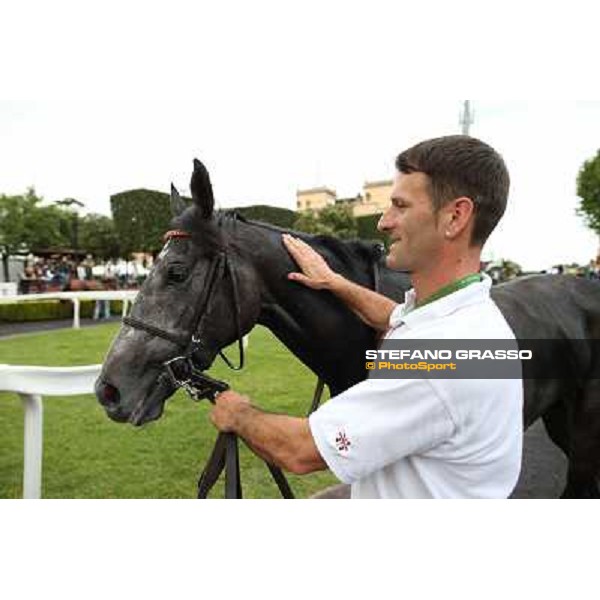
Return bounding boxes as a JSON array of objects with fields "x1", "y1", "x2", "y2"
[{"x1": 95, "y1": 159, "x2": 600, "y2": 498}]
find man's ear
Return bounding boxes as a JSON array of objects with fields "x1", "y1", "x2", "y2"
[{"x1": 445, "y1": 197, "x2": 475, "y2": 238}]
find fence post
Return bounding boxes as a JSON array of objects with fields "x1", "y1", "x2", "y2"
[
  {"x1": 72, "y1": 298, "x2": 80, "y2": 329},
  {"x1": 19, "y1": 393, "x2": 43, "y2": 499}
]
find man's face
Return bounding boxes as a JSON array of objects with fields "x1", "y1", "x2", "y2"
[{"x1": 377, "y1": 171, "x2": 446, "y2": 272}]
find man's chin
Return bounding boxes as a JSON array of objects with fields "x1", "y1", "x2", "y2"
[{"x1": 385, "y1": 255, "x2": 408, "y2": 272}]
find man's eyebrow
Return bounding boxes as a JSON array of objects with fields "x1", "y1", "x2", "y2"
[{"x1": 390, "y1": 194, "x2": 409, "y2": 203}]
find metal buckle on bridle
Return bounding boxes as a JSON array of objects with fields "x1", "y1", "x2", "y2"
[{"x1": 164, "y1": 355, "x2": 229, "y2": 402}]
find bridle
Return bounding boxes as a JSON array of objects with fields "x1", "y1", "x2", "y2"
[
  {"x1": 122, "y1": 227, "x2": 245, "y2": 401},
  {"x1": 122, "y1": 222, "x2": 295, "y2": 499},
  {"x1": 120, "y1": 218, "x2": 383, "y2": 499}
]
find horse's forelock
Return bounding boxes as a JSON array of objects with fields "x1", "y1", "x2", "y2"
[{"x1": 170, "y1": 207, "x2": 227, "y2": 256}]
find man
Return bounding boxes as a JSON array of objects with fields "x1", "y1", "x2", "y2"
[{"x1": 210, "y1": 135, "x2": 523, "y2": 498}]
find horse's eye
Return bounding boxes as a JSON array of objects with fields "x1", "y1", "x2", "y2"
[{"x1": 167, "y1": 264, "x2": 189, "y2": 284}]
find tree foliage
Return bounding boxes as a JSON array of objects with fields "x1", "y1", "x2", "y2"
[
  {"x1": 293, "y1": 204, "x2": 358, "y2": 239},
  {"x1": 0, "y1": 189, "x2": 71, "y2": 279},
  {"x1": 110, "y1": 189, "x2": 172, "y2": 255},
  {"x1": 485, "y1": 259, "x2": 522, "y2": 284},
  {"x1": 356, "y1": 213, "x2": 387, "y2": 245},
  {"x1": 79, "y1": 213, "x2": 122, "y2": 259},
  {"x1": 0, "y1": 189, "x2": 68, "y2": 251},
  {"x1": 577, "y1": 149, "x2": 600, "y2": 235}
]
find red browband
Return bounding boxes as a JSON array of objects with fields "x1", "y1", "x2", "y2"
[{"x1": 163, "y1": 229, "x2": 192, "y2": 242}]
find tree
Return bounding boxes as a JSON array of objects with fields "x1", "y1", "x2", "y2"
[
  {"x1": 356, "y1": 213, "x2": 387, "y2": 245},
  {"x1": 79, "y1": 214, "x2": 121, "y2": 260},
  {"x1": 0, "y1": 188, "x2": 69, "y2": 280},
  {"x1": 55, "y1": 198, "x2": 85, "y2": 252},
  {"x1": 293, "y1": 210, "x2": 330, "y2": 236},
  {"x1": 294, "y1": 204, "x2": 358, "y2": 239},
  {"x1": 577, "y1": 149, "x2": 600, "y2": 235},
  {"x1": 485, "y1": 259, "x2": 522, "y2": 284}
]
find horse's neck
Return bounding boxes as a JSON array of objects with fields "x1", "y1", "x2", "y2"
[{"x1": 241, "y1": 223, "x2": 405, "y2": 394}]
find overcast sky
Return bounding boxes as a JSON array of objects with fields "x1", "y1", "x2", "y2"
[{"x1": 1, "y1": 1, "x2": 598, "y2": 271}]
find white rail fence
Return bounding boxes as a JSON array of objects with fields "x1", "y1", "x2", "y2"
[
  {"x1": 0, "y1": 290, "x2": 138, "y2": 328},
  {"x1": 0, "y1": 283, "x2": 18, "y2": 296},
  {"x1": 0, "y1": 290, "x2": 133, "y2": 498},
  {"x1": 0, "y1": 364, "x2": 101, "y2": 499},
  {"x1": 0, "y1": 290, "x2": 250, "y2": 499}
]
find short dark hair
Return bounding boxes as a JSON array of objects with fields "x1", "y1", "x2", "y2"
[{"x1": 396, "y1": 135, "x2": 510, "y2": 246}]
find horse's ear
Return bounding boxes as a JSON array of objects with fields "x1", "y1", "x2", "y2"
[
  {"x1": 170, "y1": 183, "x2": 186, "y2": 216},
  {"x1": 190, "y1": 158, "x2": 215, "y2": 219}
]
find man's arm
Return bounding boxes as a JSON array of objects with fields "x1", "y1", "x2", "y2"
[
  {"x1": 209, "y1": 390, "x2": 328, "y2": 475},
  {"x1": 282, "y1": 234, "x2": 397, "y2": 332}
]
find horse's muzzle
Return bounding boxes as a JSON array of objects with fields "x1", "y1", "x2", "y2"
[{"x1": 95, "y1": 379, "x2": 128, "y2": 422}]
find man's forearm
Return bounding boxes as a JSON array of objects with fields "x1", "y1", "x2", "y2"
[
  {"x1": 232, "y1": 405, "x2": 326, "y2": 475},
  {"x1": 329, "y1": 274, "x2": 397, "y2": 332}
]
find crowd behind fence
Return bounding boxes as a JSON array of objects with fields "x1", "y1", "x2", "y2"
[{"x1": 17, "y1": 254, "x2": 151, "y2": 295}]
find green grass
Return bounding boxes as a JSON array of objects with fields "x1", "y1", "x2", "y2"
[{"x1": 0, "y1": 325, "x2": 338, "y2": 498}]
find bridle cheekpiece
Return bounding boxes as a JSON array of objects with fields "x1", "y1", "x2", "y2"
[{"x1": 123, "y1": 224, "x2": 245, "y2": 402}]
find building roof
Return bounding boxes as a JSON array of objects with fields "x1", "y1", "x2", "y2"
[
  {"x1": 296, "y1": 186, "x2": 337, "y2": 196},
  {"x1": 363, "y1": 179, "x2": 393, "y2": 189}
]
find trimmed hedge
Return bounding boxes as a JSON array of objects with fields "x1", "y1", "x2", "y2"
[
  {"x1": 0, "y1": 300, "x2": 124, "y2": 322},
  {"x1": 233, "y1": 205, "x2": 297, "y2": 229},
  {"x1": 111, "y1": 188, "x2": 173, "y2": 255}
]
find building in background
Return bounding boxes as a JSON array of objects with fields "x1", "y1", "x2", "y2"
[{"x1": 296, "y1": 179, "x2": 393, "y2": 217}]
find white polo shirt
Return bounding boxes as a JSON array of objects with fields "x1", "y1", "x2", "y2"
[{"x1": 309, "y1": 275, "x2": 523, "y2": 499}]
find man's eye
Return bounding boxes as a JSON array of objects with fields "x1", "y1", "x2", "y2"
[{"x1": 167, "y1": 265, "x2": 188, "y2": 283}]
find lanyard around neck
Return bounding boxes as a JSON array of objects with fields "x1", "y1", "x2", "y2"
[{"x1": 414, "y1": 273, "x2": 482, "y2": 310}]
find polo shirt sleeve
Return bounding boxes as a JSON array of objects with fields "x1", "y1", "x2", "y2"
[{"x1": 308, "y1": 377, "x2": 456, "y2": 484}]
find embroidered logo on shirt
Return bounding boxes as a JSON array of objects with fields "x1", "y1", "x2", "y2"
[{"x1": 335, "y1": 431, "x2": 351, "y2": 452}]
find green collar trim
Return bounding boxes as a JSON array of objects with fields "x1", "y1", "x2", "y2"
[{"x1": 414, "y1": 273, "x2": 483, "y2": 310}]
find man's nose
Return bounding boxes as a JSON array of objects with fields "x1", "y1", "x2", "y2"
[{"x1": 377, "y1": 211, "x2": 392, "y2": 232}]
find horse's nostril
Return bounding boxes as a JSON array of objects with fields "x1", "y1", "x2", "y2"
[{"x1": 97, "y1": 380, "x2": 120, "y2": 407}]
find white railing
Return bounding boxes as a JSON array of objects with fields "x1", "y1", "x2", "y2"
[
  {"x1": 0, "y1": 290, "x2": 138, "y2": 328},
  {"x1": 0, "y1": 291, "x2": 251, "y2": 499},
  {"x1": 0, "y1": 283, "x2": 18, "y2": 296},
  {"x1": 0, "y1": 364, "x2": 102, "y2": 499}
]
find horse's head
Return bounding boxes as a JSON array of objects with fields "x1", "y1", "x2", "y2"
[{"x1": 95, "y1": 159, "x2": 261, "y2": 425}]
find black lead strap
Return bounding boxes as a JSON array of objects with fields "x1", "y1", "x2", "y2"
[{"x1": 126, "y1": 223, "x2": 382, "y2": 499}]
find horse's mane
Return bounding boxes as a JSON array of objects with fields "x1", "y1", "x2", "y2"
[
  {"x1": 173, "y1": 206, "x2": 385, "y2": 270},
  {"x1": 223, "y1": 210, "x2": 385, "y2": 269}
]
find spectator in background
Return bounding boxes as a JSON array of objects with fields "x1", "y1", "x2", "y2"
[
  {"x1": 93, "y1": 296, "x2": 111, "y2": 320},
  {"x1": 57, "y1": 257, "x2": 71, "y2": 288},
  {"x1": 84, "y1": 254, "x2": 94, "y2": 280},
  {"x1": 19, "y1": 267, "x2": 35, "y2": 294},
  {"x1": 93, "y1": 278, "x2": 112, "y2": 320},
  {"x1": 76, "y1": 261, "x2": 87, "y2": 281}
]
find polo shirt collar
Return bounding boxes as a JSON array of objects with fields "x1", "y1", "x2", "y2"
[{"x1": 389, "y1": 273, "x2": 493, "y2": 330}]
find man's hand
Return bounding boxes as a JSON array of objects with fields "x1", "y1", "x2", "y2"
[
  {"x1": 282, "y1": 233, "x2": 340, "y2": 290},
  {"x1": 283, "y1": 233, "x2": 397, "y2": 332},
  {"x1": 208, "y1": 388, "x2": 327, "y2": 475},
  {"x1": 209, "y1": 390, "x2": 252, "y2": 433}
]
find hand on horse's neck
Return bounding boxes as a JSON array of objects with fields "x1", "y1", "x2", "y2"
[{"x1": 411, "y1": 249, "x2": 481, "y2": 305}]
